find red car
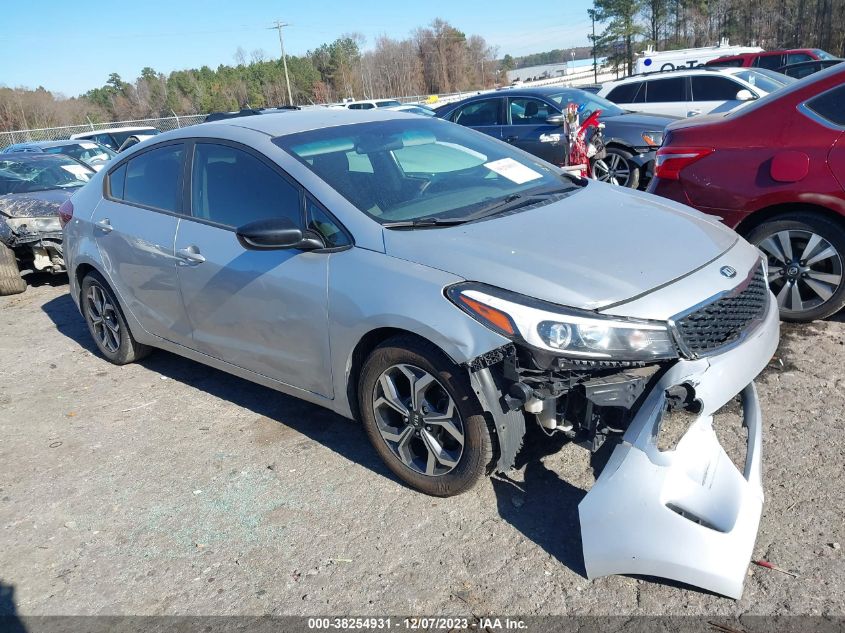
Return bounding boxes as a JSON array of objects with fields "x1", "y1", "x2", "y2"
[
  {"x1": 648, "y1": 63, "x2": 845, "y2": 322},
  {"x1": 706, "y1": 48, "x2": 837, "y2": 70}
]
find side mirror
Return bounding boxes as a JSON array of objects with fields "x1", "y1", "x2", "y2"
[
  {"x1": 736, "y1": 89, "x2": 756, "y2": 102},
  {"x1": 236, "y1": 217, "x2": 325, "y2": 251},
  {"x1": 545, "y1": 113, "x2": 566, "y2": 126}
]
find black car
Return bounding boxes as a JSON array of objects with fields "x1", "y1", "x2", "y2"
[
  {"x1": 204, "y1": 106, "x2": 301, "y2": 123},
  {"x1": 776, "y1": 58, "x2": 843, "y2": 79},
  {"x1": 0, "y1": 153, "x2": 94, "y2": 295},
  {"x1": 436, "y1": 87, "x2": 680, "y2": 189}
]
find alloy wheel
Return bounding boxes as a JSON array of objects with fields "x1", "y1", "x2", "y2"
[
  {"x1": 371, "y1": 364, "x2": 465, "y2": 477},
  {"x1": 757, "y1": 229, "x2": 844, "y2": 313},
  {"x1": 86, "y1": 284, "x2": 121, "y2": 353},
  {"x1": 593, "y1": 153, "x2": 632, "y2": 186}
]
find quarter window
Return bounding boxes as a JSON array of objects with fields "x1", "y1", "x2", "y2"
[
  {"x1": 606, "y1": 82, "x2": 642, "y2": 103},
  {"x1": 306, "y1": 197, "x2": 350, "y2": 248},
  {"x1": 804, "y1": 85, "x2": 845, "y2": 127},
  {"x1": 119, "y1": 144, "x2": 184, "y2": 212},
  {"x1": 191, "y1": 143, "x2": 301, "y2": 228},
  {"x1": 645, "y1": 77, "x2": 686, "y2": 102},
  {"x1": 691, "y1": 76, "x2": 744, "y2": 101},
  {"x1": 451, "y1": 99, "x2": 502, "y2": 126}
]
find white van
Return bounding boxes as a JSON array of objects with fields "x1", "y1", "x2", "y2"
[{"x1": 634, "y1": 43, "x2": 763, "y2": 75}]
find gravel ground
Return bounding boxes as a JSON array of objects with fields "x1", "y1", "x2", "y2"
[{"x1": 0, "y1": 278, "x2": 843, "y2": 617}]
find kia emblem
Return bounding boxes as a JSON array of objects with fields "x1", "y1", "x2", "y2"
[{"x1": 720, "y1": 266, "x2": 737, "y2": 278}]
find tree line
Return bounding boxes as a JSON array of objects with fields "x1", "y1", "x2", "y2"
[
  {"x1": 0, "y1": 19, "x2": 498, "y2": 132},
  {"x1": 593, "y1": 0, "x2": 844, "y2": 75}
]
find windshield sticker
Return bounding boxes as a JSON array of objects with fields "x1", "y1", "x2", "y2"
[
  {"x1": 484, "y1": 158, "x2": 543, "y2": 184},
  {"x1": 79, "y1": 142, "x2": 98, "y2": 149},
  {"x1": 60, "y1": 165, "x2": 91, "y2": 180}
]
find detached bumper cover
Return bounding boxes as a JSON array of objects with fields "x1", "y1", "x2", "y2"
[{"x1": 579, "y1": 295, "x2": 779, "y2": 599}]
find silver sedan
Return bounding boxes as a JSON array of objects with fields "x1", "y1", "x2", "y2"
[{"x1": 62, "y1": 109, "x2": 778, "y2": 599}]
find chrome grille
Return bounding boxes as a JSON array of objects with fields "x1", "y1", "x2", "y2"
[{"x1": 673, "y1": 264, "x2": 769, "y2": 357}]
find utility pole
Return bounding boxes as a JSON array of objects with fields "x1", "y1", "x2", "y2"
[
  {"x1": 269, "y1": 20, "x2": 293, "y2": 105},
  {"x1": 589, "y1": 8, "x2": 598, "y2": 83}
]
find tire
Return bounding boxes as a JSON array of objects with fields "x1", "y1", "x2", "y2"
[
  {"x1": 358, "y1": 335, "x2": 495, "y2": 497},
  {"x1": 0, "y1": 242, "x2": 26, "y2": 296},
  {"x1": 80, "y1": 272, "x2": 152, "y2": 364},
  {"x1": 592, "y1": 147, "x2": 640, "y2": 189},
  {"x1": 746, "y1": 212, "x2": 845, "y2": 322}
]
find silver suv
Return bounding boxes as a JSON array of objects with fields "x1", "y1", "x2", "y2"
[{"x1": 62, "y1": 110, "x2": 779, "y2": 599}]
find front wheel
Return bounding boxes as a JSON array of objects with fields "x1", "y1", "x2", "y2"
[
  {"x1": 0, "y1": 242, "x2": 26, "y2": 296},
  {"x1": 358, "y1": 336, "x2": 495, "y2": 497},
  {"x1": 592, "y1": 148, "x2": 640, "y2": 189},
  {"x1": 747, "y1": 212, "x2": 845, "y2": 322}
]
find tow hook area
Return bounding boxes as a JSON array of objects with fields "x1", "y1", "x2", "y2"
[{"x1": 579, "y1": 368, "x2": 764, "y2": 599}]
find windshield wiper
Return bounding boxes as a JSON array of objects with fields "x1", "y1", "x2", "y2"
[
  {"x1": 381, "y1": 217, "x2": 469, "y2": 229},
  {"x1": 465, "y1": 187, "x2": 571, "y2": 222}
]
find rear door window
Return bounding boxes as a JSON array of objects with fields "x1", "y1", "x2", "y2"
[
  {"x1": 508, "y1": 97, "x2": 553, "y2": 124},
  {"x1": 119, "y1": 144, "x2": 184, "y2": 212},
  {"x1": 755, "y1": 54, "x2": 784, "y2": 70},
  {"x1": 787, "y1": 52, "x2": 814, "y2": 64},
  {"x1": 691, "y1": 76, "x2": 744, "y2": 101},
  {"x1": 451, "y1": 99, "x2": 502, "y2": 126},
  {"x1": 645, "y1": 77, "x2": 686, "y2": 102}
]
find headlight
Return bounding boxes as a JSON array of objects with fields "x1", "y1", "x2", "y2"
[
  {"x1": 447, "y1": 282, "x2": 678, "y2": 361},
  {"x1": 641, "y1": 131, "x2": 664, "y2": 147},
  {"x1": 5, "y1": 217, "x2": 62, "y2": 233}
]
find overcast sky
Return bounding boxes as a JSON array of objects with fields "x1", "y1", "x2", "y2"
[{"x1": 0, "y1": 0, "x2": 594, "y2": 96}]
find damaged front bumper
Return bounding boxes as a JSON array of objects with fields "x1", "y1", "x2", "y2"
[
  {"x1": 0, "y1": 221, "x2": 65, "y2": 275},
  {"x1": 579, "y1": 295, "x2": 779, "y2": 599}
]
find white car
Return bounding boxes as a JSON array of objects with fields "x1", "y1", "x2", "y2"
[
  {"x1": 70, "y1": 126, "x2": 161, "y2": 152},
  {"x1": 344, "y1": 99, "x2": 402, "y2": 110},
  {"x1": 598, "y1": 67, "x2": 794, "y2": 117}
]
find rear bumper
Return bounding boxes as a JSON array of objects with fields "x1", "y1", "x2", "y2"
[{"x1": 579, "y1": 293, "x2": 779, "y2": 599}]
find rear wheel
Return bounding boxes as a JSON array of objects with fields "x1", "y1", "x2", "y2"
[
  {"x1": 358, "y1": 336, "x2": 495, "y2": 497},
  {"x1": 0, "y1": 242, "x2": 26, "y2": 296},
  {"x1": 592, "y1": 147, "x2": 640, "y2": 189},
  {"x1": 81, "y1": 272, "x2": 151, "y2": 364},
  {"x1": 747, "y1": 213, "x2": 845, "y2": 322}
]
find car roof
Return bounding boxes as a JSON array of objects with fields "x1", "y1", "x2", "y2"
[
  {"x1": 71, "y1": 126, "x2": 159, "y2": 137},
  {"x1": 190, "y1": 108, "x2": 425, "y2": 138},
  {"x1": 8, "y1": 139, "x2": 98, "y2": 149},
  {"x1": 605, "y1": 66, "x2": 753, "y2": 85},
  {"x1": 0, "y1": 151, "x2": 84, "y2": 162}
]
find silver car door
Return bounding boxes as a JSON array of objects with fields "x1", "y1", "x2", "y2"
[
  {"x1": 92, "y1": 142, "x2": 192, "y2": 345},
  {"x1": 174, "y1": 140, "x2": 333, "y2": 397}
]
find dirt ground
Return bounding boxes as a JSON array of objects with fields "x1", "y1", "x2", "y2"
[{"x1": 0, "y1": 276, "x2": 843, "y2": 618}]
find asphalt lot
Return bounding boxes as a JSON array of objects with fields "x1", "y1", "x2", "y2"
[{"x1": 0, "y1": 277, "x2": 843, "y2": 617}]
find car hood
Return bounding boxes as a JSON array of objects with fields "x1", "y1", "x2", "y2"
[
  {"x1": 382, "y1": 182, "x2": 738, "y2": 310},
  {"x1": 604, "y1": 111, "x2": 683, "y2": 127},
  {"x1": 0, "y1": 189, "x2": 74, "y2": 218}
]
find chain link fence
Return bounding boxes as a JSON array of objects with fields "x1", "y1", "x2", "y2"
[
  {"x1": 0, "y1": 114, "x2": 207, "y2": 150},
  {"x1": 0, "y1": 67, "x2": 613, "y2": 150}
]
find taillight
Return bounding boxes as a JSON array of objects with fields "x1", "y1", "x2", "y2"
[
  {"x1": 58, "y1": 199, "x2": 74, "y2": 227},
  {"x1": 654, "y1": 147, "x2": 714, "y2": 180}
]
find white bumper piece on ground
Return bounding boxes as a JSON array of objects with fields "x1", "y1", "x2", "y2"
[{"x1": 579, "y1": 297, "x2": 779, "y2": 599}]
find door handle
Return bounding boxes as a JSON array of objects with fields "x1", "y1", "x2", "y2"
[
  {"x1": 687, "y1": 110, "x2": 701, "y2": 117},
  {"x1": 95, "y1": 218, "x2": 113, "y2": 233},
  {"x1": 176, "y1": 246, "x2": 206, "y2": 264},
  {"x1": 505, "y1": 136, "x2": 518, "y2": 143}
]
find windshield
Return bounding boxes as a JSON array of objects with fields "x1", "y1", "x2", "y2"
[
  {"x1": 734, "y1": 68, "x2": 795, "y2": 92},
  {"x1": 42, "y1": 142, "x2": 116, "y2": 167},
  {"x1": 275, "y1": 119, "x2": 579, "y2": 226},
  {"x1": 548, "y1": 90, "x2": 625, "y2": 117},
  {"x1": 813, "y1": 49, "x2": 837, "y2": 60},
  {"x1": 0, "y1": 155, "x2": 93, "y2": 195}
]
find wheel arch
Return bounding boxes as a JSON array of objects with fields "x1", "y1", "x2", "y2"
[
  {"x1": 345, "y1": 327, "x2": 458, "y2": 423},
  {"x1": 735, "y1": 202, "x2": 845, "y2": 237}
]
